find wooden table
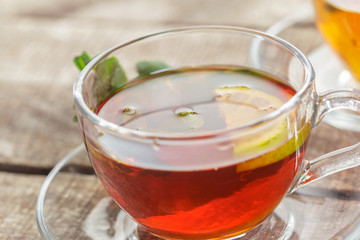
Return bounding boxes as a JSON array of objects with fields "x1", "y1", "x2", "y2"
[{"x1": 2, "y1": 0, "x2": 360, "y2": 239}]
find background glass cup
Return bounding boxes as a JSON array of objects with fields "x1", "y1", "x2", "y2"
[
  {"x1": 313, "y1": 0, "x2": 360, "y2": 83},
  {"x1": 73, "y1": 26, "x2": 360, "y2": 239},
  {"x1": 310, "y1": 0, "x2": 360, "y2": 131}
]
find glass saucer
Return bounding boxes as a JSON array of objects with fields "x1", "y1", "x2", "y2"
[
  {"x1": 36, "y1": 124, "x2": 360, "y2": 239},
  {"x1": 266, "y1": 9, "x2": 360, "y2": 132}
]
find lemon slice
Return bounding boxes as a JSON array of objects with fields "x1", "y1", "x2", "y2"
[
  {"x1": 236, "y1": 123, "x2": 310, "y2": 172},
  {"x1": 214, "y1": 86, "x2": 285, "y2": 128},
  {"x1": 214, "y1": 86, "x2": 310, "y2": 171}
]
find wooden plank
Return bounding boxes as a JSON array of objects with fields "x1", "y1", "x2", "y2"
[
  {"x1": 0, "y1": 173, "x2": 45, "y2": 240},
  {"x1": 40, "y1": 172, "x2": 108, "y2": 240},
  {"x1": 66, "y1": 0, "x2": 311, "y2": 29},
  {"x1": 1, "y1": 0, "x2": 311, "y2": 30}
]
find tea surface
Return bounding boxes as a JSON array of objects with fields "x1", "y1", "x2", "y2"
[{"x1": 98, "y1": 67, "x2": 293, "y2": 134}]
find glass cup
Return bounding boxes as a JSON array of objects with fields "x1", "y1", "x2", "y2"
[
  {"x1": 312, "y1": 0, "x2": 360, "y2": 83},
  {"x1": 311, "y1": 0, "x2": 360, "y2": 131},
  {"x1": 73, "y1": 26, "x2": 360, "y2": 240}
]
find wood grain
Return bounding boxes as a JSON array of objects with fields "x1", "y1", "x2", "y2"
[{"x1": 0, "y1": 173, "x2": 45, "y2": 240}]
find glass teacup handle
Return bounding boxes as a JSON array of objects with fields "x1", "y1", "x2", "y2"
[{"x1": 290, "y1": 88, "x2": 360, "y2": 193}]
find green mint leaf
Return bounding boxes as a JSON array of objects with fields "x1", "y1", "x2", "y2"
[
  {"x1": 93, "y1": 57, "x2": 128, "y2": 102},
  {"x1": 73, "y1": 51, "x2": 92, "y2": 71},
  {"x1": 73, "y1": 115, "x2": 78, "y2": 122},
  {"x1": 73, "y1": 52, "x2": 128, "y2": 123},
  {"x1": 136, "y1": 60, "x2": 169, "y2": 76}
]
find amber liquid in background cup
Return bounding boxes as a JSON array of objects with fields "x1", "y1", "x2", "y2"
[
  {"x1": 86, "y1": 66, "x2": 310, "y2": 239},
  {"x1": 313, "y1": 0, "x2": 360, "y2": 82}
]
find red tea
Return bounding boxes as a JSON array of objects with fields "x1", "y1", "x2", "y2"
[{"x1": 85, "y1": 67, "x2": 310, "y2": 239}]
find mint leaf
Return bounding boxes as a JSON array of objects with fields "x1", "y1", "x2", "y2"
[
  {"x1": 73, "y1": 51, "x2": 92, "y2": 71},
  {"x1": 73, "y1": 52, "x2": 128, "y2": 122},
  {"x1": 136, "y1": 60, "x2": 169, "y2": 76},
  {"x1": 93, "y1": 57, "x2": 128, "y2": 102},
  {"x1": 73, "y1": 53, "x2": 170, "y2": 123}
]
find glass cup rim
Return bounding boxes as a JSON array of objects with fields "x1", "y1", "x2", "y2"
[{"x1": 73, "y1": 25, "x2": 315, "y2": 140}]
